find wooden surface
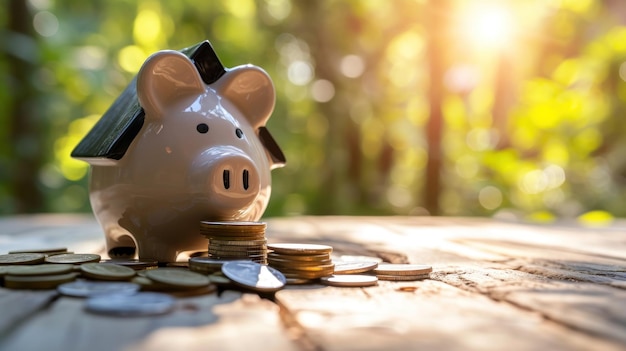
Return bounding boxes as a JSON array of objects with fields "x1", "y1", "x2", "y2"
[{"x1": 0, "y1": 214, "x2": 625, "y2": 351}]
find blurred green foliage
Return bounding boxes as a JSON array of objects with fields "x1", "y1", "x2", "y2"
[{"x1": 2, "y1": 0, "x2": 626, "y2": 224}]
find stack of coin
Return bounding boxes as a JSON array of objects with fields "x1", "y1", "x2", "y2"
[
  {"x1": 200, "y1": 221, "x2": 268, "y2": 264},
  {"x1": 267, "y1": 243, "x2": 334, "y2": 283}
]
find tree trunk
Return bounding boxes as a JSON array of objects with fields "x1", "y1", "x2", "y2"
[
  {"x1": 422, "y1": 0, "x2": 449, "y2": 215},
  {"x1": 8, "y1": 0, "x2": 44, "y2": 212}
]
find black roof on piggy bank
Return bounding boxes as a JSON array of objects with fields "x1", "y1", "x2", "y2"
[{"x1": 71, "y1": 40, "x2": 285, "y2": 165}]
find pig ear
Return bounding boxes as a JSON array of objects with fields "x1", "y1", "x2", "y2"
[
  {"x1": 214, "y1": 65, "x2": 275, "y2": 129},
  {"x1": 137, "y1": 50, "x2": 205, "y2": 118}
]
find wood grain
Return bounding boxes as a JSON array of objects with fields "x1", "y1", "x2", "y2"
[{"x1": 0, "y1": 214, "x2": 625, "y2": 351}]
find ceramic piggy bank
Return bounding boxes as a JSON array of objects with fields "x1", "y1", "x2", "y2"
[{"x1": 72, "y1": 41, "x2": 286, "y2": 262}]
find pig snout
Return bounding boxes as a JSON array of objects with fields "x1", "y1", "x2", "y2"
[
  {"x1": 192, "y1": 146, "x2": 261, "y2": 209},
  {"x1": 212, "y1": 154, "x2": 260, "y2": 197}
]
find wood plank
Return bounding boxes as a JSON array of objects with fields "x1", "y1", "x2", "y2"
[
  {"x1": 0, "y1": 289, "x2": 58, "y2": 339},
  {"x1": 432, "y1": 266, "x2": 626, "y2": 347},
  {"x1": 0, "y1": 291, "x2": 298, "y2": 351},
  {"x1": 275, "y1": 279, "x2": 621, "y2": 351}
]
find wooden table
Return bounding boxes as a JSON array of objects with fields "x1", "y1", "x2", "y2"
[{"x1": 0, "y1": 215, "x2": 625, "y2": 351}]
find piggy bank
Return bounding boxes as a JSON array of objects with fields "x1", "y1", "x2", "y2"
[{"x1": 72, "y1": 41, "x2": 286, "y2": 262}]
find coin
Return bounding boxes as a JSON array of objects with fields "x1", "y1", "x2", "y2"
[
  {"x1": 268, "y1": 252, "x2": 330, "y2": 262},
  {"x1": 221, "y1": 261, "x2": 286, "y2": 293},
  {"x1": 209, "y1": 239, "x2": 267, "y2": 246},
  {"x1": 321, "y1": 275, "x2": 378, "y2": 287},
  {"x1": 0, "y1": 253, "x2": 46, "y2": 265},
  {"x1": 333, "y1": 261, "x2": 378, "y2": 275},
  {"x1": 375, "y1": 273, "x2": 430, "y2": 281},
  {"x1": 278, "y1": 270, "x2": 332, "y2": 280},
  {"x1": 45, "y1": 253, "x2": 101, "y2": 264},
  {"x1": 374, "y1": 264, "x2": 432, "y2": 276},
  {"x1": 9, "y1": 247, "x2": 68, "y2": 255},
  {"x1": 100, "y1": 259, "x2": 158, "y2": 270},
  {"x1": 4, "y1": 273, "x2": 78, "y2": 289},
  {"x1": 285, "y1": 278, "x2": 315, "y2": 285},
  {"x1": 267, "y1": 243, "x2": 333, "y2": 255},
  {"x1": 331, "y1": 254, "x2": 383, "y2": 264},
  {"x1": 7, "y1": 264, "x2": 74, "y2": 276},
  {"x1": 57, "y1": 281, "x2": 140, "y2": 297},
  {"x1": 268, "y1": 257, "x2": 332, "y2": 267},
  {"x1": 208, "y1": 273, "x2": 232, "y2": 285},
  {"x1": 271, "y1": 263, "x2": 335, "y2": 273},
  {"x1": 146, "y1": 268, "x2": 210, "y2": 289},
  {"x1": 80, "y1": 263, "x2": 136, "y2": 281},
  {"x1": 85, "y1": 292, "x2": 175, "y2": 316}
]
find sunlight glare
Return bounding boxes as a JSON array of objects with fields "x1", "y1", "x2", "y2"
[{"x1": 462, "y1": 4, "x2": 515, "y2": 49}]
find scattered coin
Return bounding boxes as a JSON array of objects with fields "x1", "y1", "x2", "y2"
[
  {"x1": 222, "y1": 261, "x2": 286, "y2": 293},
  {"x1": 4, "y1": 273, "x2": 78, "y2": 289},
  {"x1": 208, "y1": 273, "x2": 232, "y2": 285},
  {"x1": 45, "y1": 253, "x2": 101, "y2": 264},
  {"x1": 146, "y1": 268, "x2": 210, "y2": 289},
  {"x1": 333, "y1": 261, "x2": 378, "y2": 275},
  {"x1": 100, "y1": 259, "x2": 158, "y2": 270},
  {"x1": 374, "y1": 264, "x2": 432, "y2": 276},
  {"x1": 321, "y1": 274, "x2": 379, "y2": 287},
  {"x1": 80, "y1": 263, "x2": 136, "y2": 281},
  {"x1": 85, "y1": 292, "x2": 175, "y2": 316},
  {"x1": 188, "y1": 257, "x2": 232, "y2": 274},
  {"x1": 0, "y1": 253, "x2": 46, "y2": 265},
  {"x1": 375, "y1": 273, "x2": 430, "y2": 281},
  {"x1": 267, "y1": 243, "x2": 333, "y2": 255},
  {"x1": 9, "y1": 247, "x2": 68, "y2": 255},
  {"x1": 7, "y1": 264, "x2": 74, "y2": 276},
  {"x1": 57, "y1": 281, "x2": 140, "y2": 297}
]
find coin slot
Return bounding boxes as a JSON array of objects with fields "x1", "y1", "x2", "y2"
[
  {"x1": 243, "y1": 169, "x2": 249, "y2": 190},
  {"x1": 223, "y1": 170, "x2": 230, "y2": 189}
]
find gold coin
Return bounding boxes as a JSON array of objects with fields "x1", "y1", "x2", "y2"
[
  {"x1": 4, "y1": 273, "x2": 77, "y2": 289},
  {"x1": 267, "y1": 243, "x2": 333, "y2": 255},
  {"x1": 333, "y1": 261, "x2": 378, "y2": 275},
  {"x1": 45, "y1": 253, "x2": 101, "y2": 264},
  {"x1": 9, "y1": 247, "x2": 68, "y2": 255},
  {"x1": 375, "y1": 273, "x2": 430, "y2": 281},
  {"x1": 321, "y1": 275, "x2": 378, "y2": 287},
  {"x1": 0, "y1": 253, "x2": 46, "y2": 265},
  {"x1": 7, "y1": 264, "x2": 74, "y2": 276},
  {"x1": 280, "y1": 271, "x2": 329, "y2": 279},
  {"x1": 268, "y1": 257, "x2": 333, "y2": 267},
  {"x1": 268, "y1": 252, "x2": 330, "y2": 262},
  {"x1": 165, "y1": 262, "x2": 189, "y2": 268},
  {"x1": 146, "y1": 268, "x2": 210, "y2": 288},
  {"x1": 269, "y1": 263, "x2": 335, "y2": 273},
  {"x1": 285, "y1": 278, "x2": 315, "y2": 285},
  {"x1": 209, "y1": 239, "x2": 267, "y2": 246},
  {"x1": 374, "y1": 264, "x2": 432, "y2": 276},
  {"x1": 80, "y1": 263, "x2": 136, "y2": 281},
  {"x1": 200, "y1": 221, "x2": 266, "y2": 229}
]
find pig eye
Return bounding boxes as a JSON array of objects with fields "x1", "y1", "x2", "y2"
[
  {"x1": 196, "y1": 123, "x2": 209, "y2": 134},
  {"x1": 235, "y1": 128, "x2": 244, "y2": 139}
]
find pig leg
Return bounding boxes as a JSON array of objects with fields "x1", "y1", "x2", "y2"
[{"x1": 104, "y1": 225, "x2": 137, "y2": 259}]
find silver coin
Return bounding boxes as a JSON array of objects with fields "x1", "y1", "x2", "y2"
[
  {"x1": 221, "y1": 261, "x2": 286, "y2": 293},
  {"x1": 58, "y1": 280, "x2": 140, "y2": 297},
  {"x1": 85, "y1": 292, "x2": 174, "y2": 316}
]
